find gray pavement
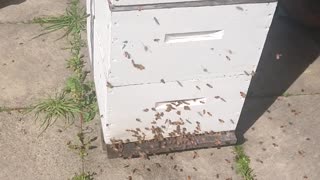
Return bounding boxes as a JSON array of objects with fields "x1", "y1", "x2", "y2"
[{"x1": 0, "y1": 1, "x2": 319, "y2": 180}]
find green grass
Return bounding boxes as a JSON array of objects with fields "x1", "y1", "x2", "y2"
[
  {"x1": 71, "y1": 172, "x2": 95, "y2": 180},
  {"x1": 234, "y1": 145, "x2": 255, "y2": 180},
  {"x1": 32, "y1": 0, "x2": 98, "y2": 178},
  {"x1": 33, "y1": 0, "x2": 87, "y2": 39},
  {"x1": 282, "y1": 92, "x2": 293, "y2": 97},
  {"x1": 29, "y1": 93, "x2": 81, "y2": 133}
]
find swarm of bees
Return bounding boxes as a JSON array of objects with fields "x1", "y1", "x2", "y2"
[{"x1": 109, "y1": 84, "x2": 240, "y2": 158}]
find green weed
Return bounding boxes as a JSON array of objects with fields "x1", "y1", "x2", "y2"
[
  {"x1": 68, "y1": 133, "x2": 98, "y2": 159},
  {"x1": 282, "y1": 92, "x2": 293, "y2": 97},
  {"x1": 71, "y1": 172, "x2": 96, "y2": 180},
  {"x1": 29, "y1": 93, "x2": 81, "y2": 133},
  {"x1": 234, "y1": 145, "x2": 255, "y2": 180},
  {"x1": 33, "y1": 0, "x2": 87, "y2": 38},
  {"x1": 32, "y1": 0, "x2": 98, "y2": 178}
]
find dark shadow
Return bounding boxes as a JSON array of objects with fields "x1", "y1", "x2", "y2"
[
  {"x1": 236, "y1": 15, "x2": 320, "y2": 143},
  {"x1": 0, "y1": 0, "x2": 25, "y2": 9}
]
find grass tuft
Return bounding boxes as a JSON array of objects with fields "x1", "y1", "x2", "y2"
[
  {"x1": 29, "y1": 93, "x2": 81, "y2": 133},
  {"x1": 71, "y1": 172, "x2": 96, "y2": 180},
  {"x1": 32, "y1": 0, "x2": 97, "y2": 178},
  {"x1": 33, "y1": 0, "x2": 88, "y2": 39},
  {"x1": 234, "y1": 145, "x2": 255, "y2": 180}
]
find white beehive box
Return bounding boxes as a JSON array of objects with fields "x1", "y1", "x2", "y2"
[{"x1": 86, "y1": 0, "x2": 277, "y2": 157}]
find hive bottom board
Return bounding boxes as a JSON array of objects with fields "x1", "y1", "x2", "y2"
[{"x1": 102, "y1": 130, "x2": 236, "y2": 158}]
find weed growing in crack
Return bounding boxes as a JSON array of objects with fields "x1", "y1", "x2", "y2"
[
  {"x1": 33, "y1": 0, "x2": 88, "y2": 39},
  {"x1": 32, "y1": 0, "x2": 98, "y2": 178},
  {"x1": 71, "y1": 172, "x2": 96, "y2": 180},
  {"x1": 68, "y1": 133, "x2": 98, "y2": 160},
  {"x1": 32, "y1": 0, "x2": 97, "y2": 131},
  {"x1": 29, "y1": 93, "x2": 81, "y2": 134},
  {"x1": 234, "y1": 145, "x2": 255, "y2": 180}
]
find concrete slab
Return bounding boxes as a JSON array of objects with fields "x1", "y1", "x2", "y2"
[
  {"x1": 0, "y1": 24, "x2": 70, "y2": 107},
  {"x1": 0, "y1": 112, "x2": 80, "y2": 180},
  {"x1": 0, "y1": 0, "x2": 69, "y2": 23},
  {"x1": 241, "y1": 95, "x2": 320, "y2": 180},
  {"x1": 248, "y1": 17, "x2": 320, "y2": 97}
]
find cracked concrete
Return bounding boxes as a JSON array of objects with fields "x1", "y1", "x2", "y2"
[{"x1": 0, "y1": 1, "x2": 319, "y2": 180}]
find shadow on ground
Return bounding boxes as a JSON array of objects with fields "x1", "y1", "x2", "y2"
[
  {"x1": 0, "y1": 0, "x2": 25, "y2": 9},
  {"x1": 236, "y1": 16, "x2": 320, "y2": 143}
]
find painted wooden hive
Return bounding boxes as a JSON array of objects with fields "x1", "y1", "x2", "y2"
[{"x1": 86, "y1": 0, "x2": 277, "y2": 158}]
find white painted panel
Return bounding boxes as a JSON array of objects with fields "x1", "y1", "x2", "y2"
[
  {"x1": 93, "y1": 31, "x2": 108, "y2": 132},
  {"x1": 110, "y1": 0, "x2": 274, "y2": 7},
  {"x1": 108, "y1": 3, "x2": 276, "y2": 86},
  {"x1": 86, "y1": 0, "x2": 93, "y2": 63},
  {"x1": 104, "y1": 75, "x2": 250, "y2": 143},
  {"x1": 91, "y1": 0, "x2": 112, "y2": 141}
]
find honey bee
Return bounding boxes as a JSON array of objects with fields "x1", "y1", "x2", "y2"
[
  {"x1": 143, "y1": 44, "x2": 149, "y2": 52},
  {"x1": 184, "y1": 106, "x2": 191, "y2": 110},
  {"x1": 132, "y1": 168, "x2": 138, "y2": 174},
  {"x1": 177, "y1": 81, "x2": 183, "y2": 87},
  {"x1": 236, "y1": 6, "x2": 244, "y2": 11},
  {"x1": 155, "y1": 163, "x2": 161, "y2": 168},
  {"x1": 136, "y1": 118, "x2": 142, "y2": 122},
  {"x1": 256, "y1": 159, "x2": 264, "y2": 163},
  {"x1": 124, "y1": 51, "x2": 131, "y2": 59},
  {"x1": 107, "y1": 82, "x2": 114, "y2": 88},
  {"x1": 131, "y1": 60, "x2": 145, "y2": 70},
  {"x1": 240, "y1": 91, "x2": 246, "y2": 98},
  {"x1": 206, "y1": 83, "x2": 213, "y2": 88},
  {"x1": 196, "y1": 86, "x2": 201, "y2": 90},
  {"x1": 193, "y1": 151, "x2": 199, "y2": 159},
  {"x1": 153, "y1": 17, "x2": 160, "y2": 25},
  {"x1": 218, "y1": 119, "x2": 225, "y2": 123},
  {"x1": 160, "y1": 79, "x2": 165, "y2": 83}
]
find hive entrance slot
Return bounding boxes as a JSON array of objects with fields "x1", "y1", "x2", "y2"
[
  {"x1": 164, "y1": 30, "x2": 224, "y2": 43},
  {"x1": 155, "y1": 97, "x2": 207, "y2": 110}
]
